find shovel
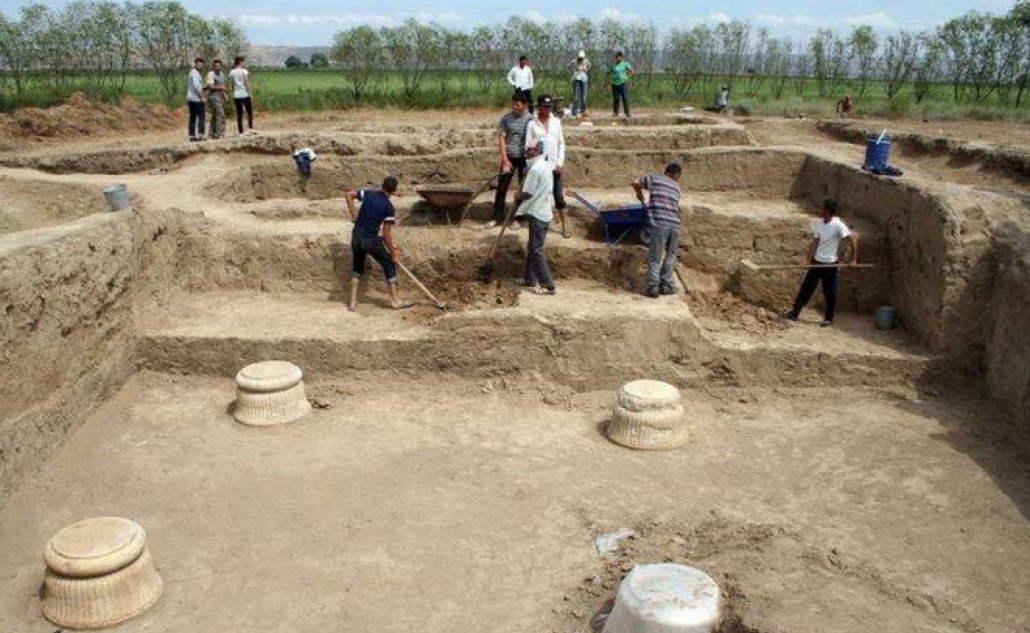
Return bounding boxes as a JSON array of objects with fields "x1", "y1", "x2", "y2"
[
  {"x1": 397, "y1": 261, "x2": 448, "y2": 310},
  {"x1": 475, "y1": 201, "x2": 520, "y2": 283}
]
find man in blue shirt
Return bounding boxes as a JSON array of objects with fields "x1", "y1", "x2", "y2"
[{"x1": 344, "y1": 176, "x2": 412, "y2": 311}]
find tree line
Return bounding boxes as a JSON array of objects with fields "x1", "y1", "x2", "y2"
[
  {"x1": 328, "y1": 4, "x2": 1030, "y2": 108},
  {"x1": 0, "y1": 1, "x2": 247, "y2": 105}
]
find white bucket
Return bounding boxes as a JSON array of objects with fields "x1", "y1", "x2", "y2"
[
  {"x1": 603, "y1": 563, "x2": 720, "y2": 633},
  {"x1": 103, "y1": 184, "x2": 130, "y2": 211}
]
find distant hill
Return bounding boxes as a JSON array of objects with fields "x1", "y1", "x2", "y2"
[{"x1": 248, "y1": 45, "x2": 332, "y2": 68}]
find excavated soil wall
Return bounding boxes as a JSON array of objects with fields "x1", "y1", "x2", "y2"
[
  {"x1": 0, "y1": 207, "x2": 187, "y2": 497},
  {"x1": 0, "y1": 124, "x2": 751, "y2": 175},
  {"x1": 984, "y1": 226, "x2": 1030, "y2": 424},
  {"x1": 791, "y1": 155, "x2": 995, "y2": 358}
]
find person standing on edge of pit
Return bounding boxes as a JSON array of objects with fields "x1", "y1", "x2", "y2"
[
  {"x1": 229, "y1": 56, "x2": 254, "y2": 135},
  {"x1": 836, "y1": 94, "x2": 853, "y2": 119},
  {"x1": 186, "y1": 57, "x2": 206, "y2": 142},
  {"x1": 507, "y1": 56, "x2": 535, "y2": 113},
  {"x1": 489, "y1": 94, "x2": 534, "y2": 231},
  {"x1": 524, "y1": 95, "x2": 571, "y2": 239},
  {"x1": 717, "y1": 85, "x2": 730, "y2": 114},
  {"x1": 609, "y1": 51, "x2": 635, "y2": 118},
  {"x1": 784, "y1": 199, "x2": 859, "y2": 327},
  {"x1": 515, "y1": 141, "x2": 557, "y2": 295},
  {"x1": 344, "y1": 177, "x2": 412, "y2": 312},
  {"x1": 632, "y1": 163, "x2": 683, "y2": 298},
  {"x1": 205, "y1": 59, "x2": 227, "y2": 140},
  {"x1": 571, "y1": 50, "x2": 590, "y2": 117}
]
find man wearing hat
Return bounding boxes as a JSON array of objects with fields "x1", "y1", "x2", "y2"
[
  {"x1": 515, "y1": 140, "x2": 557, "y2": 295},
  {"x1": 524, "y1": 94, "x2": 571, "y2": 238},
  {"x1": 784, "y1": 199, "x2": 859, "y2": 327},
  {"x1": 571, "y1": 50, "x2": 591, "y2": 117}
]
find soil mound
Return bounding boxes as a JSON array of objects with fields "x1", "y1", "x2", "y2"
[{"x1": 0, "y1": 93, "x2": 176, "y2": 145}]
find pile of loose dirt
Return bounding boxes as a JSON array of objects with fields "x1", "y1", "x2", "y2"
[
  {"x1": 691, "y1": 290, "x2": 790, "y2": 335},
  {"x1": 555, "y1": 514, "x2": 979, "y2": 633},
  {"x1": 0, "y1": 93, "x2": 176, "y2": 146},
  {"x1": 403, "y1": 278, "x2": 520, "y2": 321}
]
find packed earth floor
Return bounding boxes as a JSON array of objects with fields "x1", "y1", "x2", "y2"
[{"x1": 1, "y1": 103, "x2": 1029, "y2": 633}]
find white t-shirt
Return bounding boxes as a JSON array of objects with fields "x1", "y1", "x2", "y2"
[
  {"x1": 186, "y1": 68, "x2": 203, "y2": 102},
  {"x1": 229, "y1": 67, "x2": 250, "y2": 99},
  {"x1": 507, "y1": 65, "x2": 534, "y2": 91},
  {"x1": 524, "y1": 115, "x2": 565, "y2": 168},
  {"x1": 515, "y1": 157, "x2": 554, "y2": 223},
  {"x1": 813, "y1": 217, "x2": 852, "y2": 263}
]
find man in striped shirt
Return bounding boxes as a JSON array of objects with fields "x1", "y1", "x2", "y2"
[{"x1": 632, "y1": 163, "x2": 683, "y2": 297}]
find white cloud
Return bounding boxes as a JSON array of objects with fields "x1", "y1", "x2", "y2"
[
  {"x1": 707, "y1": 12, "x2": 731, "y2": 24},
  {"x1": 238, "y1": 13, "x2": 396, "y2": 27},
  {"x1": 845, "y1": 12, "x2": 899, "y2": 29},
  {"x1": 409, "y1": 11, "x2": 462, "y2": 24},
  {"x1": 599, "y1": 7, "x2": 641, "y2": 21},
  {"x1": 754, "y1": 13, "x2": 818, "y2": 27}
]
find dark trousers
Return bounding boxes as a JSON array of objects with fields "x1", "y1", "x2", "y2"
[
  {"x1": 514, "y1": 89, "x2": 533, "y2": 113},
  {"x1": 523, "y1": 217, "x2": 555, "y2": 290},
  {"x1": 572, "y1": 79, "x2": 587, "y2": 115},
  {"x1": 351, "y1": 234, "x2": 397, "y2": 283},
  {"x1": 552, "y1": 170, "x2": 566, "y2": 210},
  {"x1": 790, "y1": 262, "x2": 840, "y2": 322},
  {"x1": 234, "y1": 96, "x2": 253, "y2": 133},
  {"x1": 188, "y1": 101, "x2": 205, "y2": 138},
  {"x1": 612, "y1": 83, "x2": 630, "y2": 116},
  {"x1": 493, "y1": 156, "x2": 526, "y2": 222}
]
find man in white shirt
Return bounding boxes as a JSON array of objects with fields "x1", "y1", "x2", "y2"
[
  {"x1": 524, "y1": 95, "x2": 570, "y2": 238},
  {"x1": 785, "y1": 199, "x2": 860, "y2": 327},
  {"x1": 507, "y1": 56, "x2": 535, "y2": 113},
  {"x1": 186, "y1": 57, "x2": 206, "y2": 141},
  {"x1": 229, "y1": 56, "x2": 254, "y2": 135},
  {"x1": 516, "y1": 141, "x2": 556, "y2": 295}
]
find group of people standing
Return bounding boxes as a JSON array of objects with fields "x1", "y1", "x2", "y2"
[
  {"x1": 186, "y1": 56, "x2": 256, "y2": 142},
  {"x1": 506, "y1": 51, "x2": 636, "y2": 119}
]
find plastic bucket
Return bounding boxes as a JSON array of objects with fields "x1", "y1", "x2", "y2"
[
  {"x1": 875, "y1": 305, "x2": 899, "y2": 330},
  {"x1": 864, "y1": 135, "x2": 892, "y2": 171},
  {"x1": 103, "y1": 184, "x2": 130, "y2": 211}
]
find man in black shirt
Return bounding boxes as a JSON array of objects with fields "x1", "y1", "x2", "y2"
[{"x1": 344, "y1": 176, "x2": 412, "y2": 311}]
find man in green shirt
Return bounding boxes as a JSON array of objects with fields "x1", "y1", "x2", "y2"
[{"x1": 609, "y1": 51, "x2": 635, "y2": 118}]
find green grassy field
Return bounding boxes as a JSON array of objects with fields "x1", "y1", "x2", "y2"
[{"x1": 3, "y1": 68, "x2": 1029, "y2": 122}]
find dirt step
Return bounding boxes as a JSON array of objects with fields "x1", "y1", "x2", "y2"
[{"x1": 136, "y1": 283, "x2": 935, "y2": 391}]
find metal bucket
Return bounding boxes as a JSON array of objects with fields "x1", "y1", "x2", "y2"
[
  {"x1": 103, "y1": 184, "x2": 130, "y2": 211},
  {"x1": 875, "y1": 305, "x2": 899, "y2": 330}
]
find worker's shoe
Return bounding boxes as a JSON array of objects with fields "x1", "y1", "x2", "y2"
[
  {"x1": 484, "y1": 220, "x2": 497, "y2": 229},
  {"x1": 659, "y1": 284, "x2": 677, "y2": 296},
  {"x1": 820, "y1": 319, "x2": 833, "y2": 328},
  {"x1": 782, "y1": 310, "x2": 799, "y2": 321},
  {"x1": 644, "y1": 285, "x2": 660, "y2": 299}
]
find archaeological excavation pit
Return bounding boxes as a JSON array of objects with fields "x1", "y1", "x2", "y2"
[{"x1": 1, "y1": 110, "x2": 1029, "y2": 633}]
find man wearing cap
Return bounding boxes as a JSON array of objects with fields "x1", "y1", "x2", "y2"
[
  {"x1": 489, "y1": 94, "x2": 533, "y2": 230},
  {"x1": 571, "y1": 50, "x2": 591, "y2": 117},
  {"x1": 524, "y1": 94, "x2": 571, "y2": 238},
  {"x1": 784, "y1": 199, "x2": 859, "y2": 327},
  {"x1": 632, "y1": 162, "x2": 684, "y2": 298},
  {"x1": 516, "y1": 141, "x2": 557, "y2": 295},
  {"x1": 507, "y1": 56, "x2": 535, "y2": 113}
]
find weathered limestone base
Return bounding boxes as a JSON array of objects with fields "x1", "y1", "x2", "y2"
[
  {"x1": 234, "y1": 381, "x2": 312, "y2": 426},
  {"x1": 608, "y1": 380, "x2": 688, "y2": 450},
  {"x1": 602, "y1": 563, "x2": 720, "y2": 633},
  {"x1": 233, "y1": 361, "x2": 312, "y2": 426},
  {"x1": 41, "y1": 517, "x2": 163, "y2": 630}
]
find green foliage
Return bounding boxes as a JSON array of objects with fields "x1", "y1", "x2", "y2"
[
  {"x1": 309, "y1": 53, "x2": 328, "y2": 68},
  {"x1": 284, "y1": 55, "x2": 306, "y2": 69}
]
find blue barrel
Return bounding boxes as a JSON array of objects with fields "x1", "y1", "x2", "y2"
[
  {"x1": 103, "y1": 183, "x2": 130, "y2": 211},
  {"x1": 875, "y1": 305, "x2": 899, "y2": 330},
  {"x1": 864, "y1": 135, "x2": 892, "y2": 171}
]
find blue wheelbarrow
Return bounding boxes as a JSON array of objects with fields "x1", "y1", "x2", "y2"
[{"x1": 570, "y1": 191, "x2": 649, "y2": 246}]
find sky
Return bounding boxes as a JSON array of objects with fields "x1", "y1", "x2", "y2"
[{"x1": 4, "y1": 0, "x2": 1021, "y2": 45}]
